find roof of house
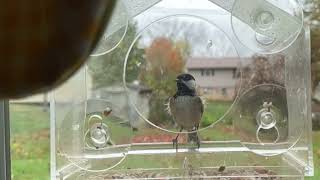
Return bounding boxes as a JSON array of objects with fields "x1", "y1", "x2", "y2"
[{"x1": 186, "y1": 57, "x2": 242, "y2": 69}]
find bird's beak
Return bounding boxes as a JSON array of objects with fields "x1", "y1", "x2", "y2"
[{"x1": 175, "y1": 79, "x2": 179, "y2": 82}]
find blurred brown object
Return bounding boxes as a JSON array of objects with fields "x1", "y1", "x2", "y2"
[{"x1": 0, "y1": 0, "x2": 116, "y2": 98}]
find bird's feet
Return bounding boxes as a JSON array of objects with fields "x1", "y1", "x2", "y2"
[
  {"x1": 172, "y1": 138, "x2": 178, "y2": 152},
  {"x1": 196, "y1": 138, "x2": 201, "y2": 149},
  {"x1": 188, "y1": 131, "x2": 201, "y2": 149},
  {"x1": 190, "y1": 136, "x2": 201, "y2": 149}
]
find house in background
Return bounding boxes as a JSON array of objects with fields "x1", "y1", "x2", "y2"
[
  {"x1": 14, "y1": 57, "x2": 242, "y2": 110},
  {"x1": 186, "y1": 57, "x2": 241, "y2": 101}
]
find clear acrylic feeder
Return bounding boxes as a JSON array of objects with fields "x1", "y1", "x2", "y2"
[{"x1": 50, "y1": 0, "x2": 314, "y2": 179}]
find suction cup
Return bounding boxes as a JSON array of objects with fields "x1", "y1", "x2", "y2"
[
  {"x1": 231, "y1": 0, "x2": 303, "y2": 54},
  {"x1": 59, "y1": 99, "x2": 132, "y2": 171},
  {"x1": 233, "y1": 84, "x2": 302, "y2": 156},
  {"x1": 91, "y1": 0, "x2": 128, "y2": 56},
  {"x1": 86, "y1": 115, "x2": 111, "y2": 149}
]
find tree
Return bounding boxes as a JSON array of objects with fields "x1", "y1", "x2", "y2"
[
  {"x1": 235, "y1": 54, "x2": 285, "y2": 96},
  {"x1": 140, "y1": 37, "x2": 187, "y2": 126},
  {"x1": 88, "y1": 23, "x2": 144, "y2": 89},
  {"x1": 233, "y1": 55, "x2": 287, "y2": 131},
  {"x1": 144, "y1": 17, "x2": 234, "y2": 58}
]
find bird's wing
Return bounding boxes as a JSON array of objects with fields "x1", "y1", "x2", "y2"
[
  {"x1": 195, "y1": 96, "x2": 204, "y2": 117},
  {"x1": 168, "y1": 97, "x2": 176, "y2": 117}
]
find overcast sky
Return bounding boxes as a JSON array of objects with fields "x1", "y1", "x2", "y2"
[
  {"x1": 132, "y1": 0, "x2": 249, "y2": 57},
  {"x1": 154, "y1": 0, "x2": 304, "y2": 11},
  {"x1": 155, "y1": 0, "x2": 222, "y2": 10},
  {"x1": 130, "y1": 0, "x2": 305, "y2": 57}
]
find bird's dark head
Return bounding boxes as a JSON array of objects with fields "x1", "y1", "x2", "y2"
[{"x1": 175, "y1": 73, "x2": 196, "y2": 96}]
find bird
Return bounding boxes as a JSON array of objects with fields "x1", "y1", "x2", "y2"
[{"x1": 167, "y1": 73, "x2": 204, "y2": 150}]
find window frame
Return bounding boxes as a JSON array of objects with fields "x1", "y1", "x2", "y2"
[{"x1": 0, "y1": 100, "x2": 11, "y2": 180}]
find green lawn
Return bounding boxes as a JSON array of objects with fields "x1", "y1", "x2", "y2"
[
  {"x1": 10, "y1": 104, "x2": 50, "y2": 180},
  {"x1": 201, "y1": 101, "x2": 232, "y2": 127},
  {"x1": 9, "y1": 104, "x2": 320, "y2": 179},
  {"x1": 307, "y1": 131, "x2": 320, "y2": 180}
]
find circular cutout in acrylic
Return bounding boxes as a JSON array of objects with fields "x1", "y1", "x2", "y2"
[
  {"x1": 91, "y1": 0, "x2": 129, "y2": 57},
  {"x1": 58, "y1": 99, "x2": 132, "y2": 172},
  {"x1": 231, "y1": 0, "x2": 303, "y2": 54},
  {"x1": 233, "y1": 84, "x2": 303, "y2": 156},
  {"x1": 124, "y1": 14, "x2": 241, "y2": 134}
]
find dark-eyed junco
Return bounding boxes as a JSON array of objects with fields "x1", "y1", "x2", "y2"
[{"x1": 168, "y1": 73, "x2": 204, "y2": 150}]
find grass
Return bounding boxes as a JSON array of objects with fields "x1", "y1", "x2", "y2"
[
  {"x1": 307, "y1": 131, "x2": 320, "y2": 180},
  {"x1": 10, "y1": 104, "x2": 50, "y2": 180},
  {"x1": 9, "y1": 104, "x2": 320, "y2": 179},
  {"x1": 12, "y1": 158, "x2": 49, "y2": 180},
  {"x1": 201, "y1": 101, "x2": 232, "y2": 127}
]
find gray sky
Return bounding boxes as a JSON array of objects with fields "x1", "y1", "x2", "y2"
[
  {"x1": 133, "y1": 0, "x2": 250, "y2": 57},
  {"x1": 155, "y1": 0, "x2": 222, "y2": 10},
  {"x1": 103, "y1": 0, "x2": 304, "y2": 57}
]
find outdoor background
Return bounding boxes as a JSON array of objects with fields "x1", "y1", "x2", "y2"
[{"x1": 9, "y1": 0, "x2": 320, "y2": 179}]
